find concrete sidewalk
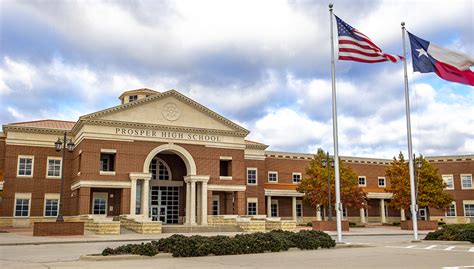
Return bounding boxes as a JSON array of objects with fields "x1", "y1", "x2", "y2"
[{"x1": 0, "y1": 226, "x2": 432, "y2": 246}]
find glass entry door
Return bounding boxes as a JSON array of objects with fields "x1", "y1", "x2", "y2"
[
  {"x1": 150, "y1": 186, "x2": 179, "y2": 224},
  {"x1": 151, "y1": 205, "x2": 167, "y2": 222}
]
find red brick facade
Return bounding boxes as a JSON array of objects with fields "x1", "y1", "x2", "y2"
[{"x1": 0, "y1": 91, "x2": 472, "y2": 227}]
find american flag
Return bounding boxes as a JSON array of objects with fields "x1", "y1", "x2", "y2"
[{"x1": 335, "y1": 15, "x2": 403, "y2": 63}]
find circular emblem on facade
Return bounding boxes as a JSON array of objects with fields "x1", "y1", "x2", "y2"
[{"x1": 161, "y1": 102, "x2": 181, "y2": 121}]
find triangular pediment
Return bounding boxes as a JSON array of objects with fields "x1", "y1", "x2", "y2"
[{"x1": 77, "y1": 90, "x2": 249, "y2": 135}]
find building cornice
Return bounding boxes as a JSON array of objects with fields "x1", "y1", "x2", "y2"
[
  {"x1": 2, "y1": 125, "x2": 71, "y2": 135},
  {"x1": 72, "y1": 90, "x2": 250, "y2": 136},
  {"x1": 72, "y1": 118, "x2": 248, "y2": 137}
]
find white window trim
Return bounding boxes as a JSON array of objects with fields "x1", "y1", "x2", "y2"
[
  {"x1": 463, "y1": 200, "x2": 474, "y2": 217},
  {"x1": 461, "y1": 174, "x2": 473, "y2": 190},
  {"x1": 292, "y1": 172, "x2": 302, "y2": 184},
  {"x1": 100, "y1": 148, "x2": 117, "y2": 154},
  {"x1": 442, "y1": 174, "x2": 455, "y2": 190},
  {"x1": 378, "y1": 177, "x2": 386, "y2": 188},
  {"x1": 247, "y1": 197, "x2": 258, "y2": 215},
  {"x1": 219, "y1": 156, "x2": 232, "y2": 160},
  {"x1": 99, "y1": 171, "x2": 116, "y2": 176},
  {"x1": 270, "y1": 199, "x2": 279, "y2": 217},
  {"x1": 44, "y1": 193, "x2": 60, "y2": 217},
  {"x1": 445, "y1": 201, "x2": 457, "y2": 217},
  {"x1": 14, "y1": 193, "x2": 32, "y2": 218},
  {"x1": 17, "y1": 155, "x2": 34, "y2": 178},
  {"x1": 151, "y1": 157, "x2": 172, "y2": 180},
  {"x1": 358, "y1": 176, "x2": 367, "y2": 187},
  {"x1": 212, "y1": 195, "x2": 220, "y2": 215},
  {"x1": 268, "y1": 171, "x2": 278, "y2": 183},
  {"x1": 46, "y1": 157, "x2": 62, "y2": 179},
  {"x1": 247, "y1": 168, "x2": 258, "y2": 186},
  {"x1": 296, "y1": 199, "x2": 303, "y2": 218}
]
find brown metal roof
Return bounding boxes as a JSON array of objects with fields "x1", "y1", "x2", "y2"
[{"x1": 9, "y1": 119, "x2": 76, "y2": 130}]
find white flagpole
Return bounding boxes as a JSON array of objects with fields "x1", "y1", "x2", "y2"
[
  {"x1": 329, "y1": 3, "x2": 343, "y2": 243},
  {"x1": 401, "y1": 22, "x2": 419, "y2": 241}
]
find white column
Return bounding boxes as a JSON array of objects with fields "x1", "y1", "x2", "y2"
[
  {"x1": 141, "y1": 179, "x2": 150, "y2": 219},
  {"x1": 196, "y1": 183, "x2": 202, "y2": 224},
  {"x1": 316, "y1": 205, "x2": 322, "y2": 221},
  {"x1": 360, "y1": 208, "x2": 366, "y2": 224},
  {"x1": 185, "y1": 182, "x2": 191, "y2": 225},
  {"x1": 400, "y1": 208, "x2": 406, "y2": 221},
  {"x1": 130, "y1": 178, "x2": 137, "y2": 216},
  {"x1": 201, "y1": 182, "x2": 208, "y2": 225},
  {"x1": 190, "y1": 180, "x2": 196, "y2": 225},
  {"x1": 292, "y1": 196, "x2": 297, "y2": 221},
  {"x1": 267, "y1": 196, "x2": 272, "y2": 217},
  {"x1": 380, "y1": 199, "x2": 386, "y2": 223}
]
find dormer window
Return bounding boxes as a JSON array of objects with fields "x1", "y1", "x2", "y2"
[{"x1": 129, "y1": 95, "x2": 138, "y2": 102}]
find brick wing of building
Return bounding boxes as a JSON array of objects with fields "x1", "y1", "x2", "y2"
[{"x1": 0, "y1": 88, "x2": 473, "y2": 228}]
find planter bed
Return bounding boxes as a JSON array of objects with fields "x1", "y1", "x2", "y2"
[{"x1": 100, "y1": 230, "x2": 336, "y2": 258}]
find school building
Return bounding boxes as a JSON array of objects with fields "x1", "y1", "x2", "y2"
[{"x1": 0, "y1": 88, "x2": 472, "y2": 229}]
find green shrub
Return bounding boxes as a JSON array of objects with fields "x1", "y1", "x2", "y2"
[
  {"x1": 102, "y1": 230, "x2": 336, "y2": 257},
  {"x1": 392, "y1": 222, "x2": 400, "y2": 226},
  {"x1": 306, "y1": 221, "x2": 313, "y2": 227},
  {"x1": 424, "y1": 224, "x2": 474, "y2": 243}
]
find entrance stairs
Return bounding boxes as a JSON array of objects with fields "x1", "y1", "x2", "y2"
[{"x1": 161, "y1": 225, "x2": 243, "y2": 233}]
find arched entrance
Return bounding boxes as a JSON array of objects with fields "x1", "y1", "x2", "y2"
[{"x1": 130, "y1": 144, "x2": 208, "y2": 225}]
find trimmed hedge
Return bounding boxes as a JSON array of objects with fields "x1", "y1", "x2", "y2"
[
  {"x1": 424, "y1": 224, "x2": 474, "y2": 243},
  {"x1": 102, "y1": 230, "x2": 336, "y2": 257}
]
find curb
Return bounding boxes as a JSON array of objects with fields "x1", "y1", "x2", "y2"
[
  {"x1": 0, "y1": 238, "x2": 158, "y2": 247},
  {"x1": 79, "y1": 245, "x2": 367, "y2": 261},
  {"x1": 421, "y1": 240, "x2": 473, "y2": 245},
  {"x1": 328, "y1": 233, "x2": 430, "y2": 237}
]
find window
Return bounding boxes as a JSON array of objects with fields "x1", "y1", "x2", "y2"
[
  {"x1": 150, "y1": 157, "x2": 171, "y2": 180},
  {"x1": 44, "y1": 199, "x2": 59, "y2": 217},
  {"x1": 46, "y1": 157, "x2": 62, "y2": 178},
  {"x1": 78, "y1": 152, "x2": 82, "y2": 174},
  {"x1": 129, "y1": 95, "x2": 138, "y2": 102},
  {"x1": 342, "y1": 207, "x2": 348, "y2": 218},
  {"x1": 15, "y1": 198, "x2": 30, "y2": 217},
  {"x1": 271, "y1": 200, "x2": 278, "y2": 217},
  {"x1": 464, "y1": 203, "x2": 474, "y2": 217},
  {"x1": 378, "y1": 177, "x2": 386, "y2": 187},
  {"x1": 296, "y1": 201, "x2": 303, "y2": 217},
  {"x1": 219, "y1": 157, "x2": 232, "y2": 177},
  {"x1": 92, "y1": 193, "x2": 107, "y2": 215},
  {"x1": 268, "y1": 171, "x2": 278, "y2": 183},
  {"x1": 100, "y1": 153, "x2": 115, "y2": 172},
  {"x1": 446, "y1": 202, "x2": 456, "y2": 217},
  {"x1": 461, "y1": 174, "x2": 472, "y2": 189},
  {"x1": 247, "y1": 198, "x2": 258, "y2": 215},
  {"x1": 14, "y1": 193, "x2": 31, "y2": 217},
  {"x1": 212, "y1": 195, "x2": 220, "y2": 215},
  {"x1": 17, "y1": 156, "x2": 34, "y2": 177},
  {"x1": 248, "y1": 202, "x2": 257, "y2": 215},
  {"x1": 358, "y1": 176, "x2": 366, "y2": 187},
  {"x1": 442, "y1": 175, "x2": 454, "y2": 190},
  {"x1": 292, "y1": 173, "x2": 302, "y2": 183},
  {"x1": 247, "y1": 168, "x2": 257, "y2": 185}
]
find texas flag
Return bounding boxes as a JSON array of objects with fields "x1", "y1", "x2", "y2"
[{"x1": 408, "y1": 32, "x2": 474, "y2": 86}]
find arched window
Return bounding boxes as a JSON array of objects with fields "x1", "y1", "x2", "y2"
[{"x1": 150, "y1": 157, "x2": 171, "y2": 180}]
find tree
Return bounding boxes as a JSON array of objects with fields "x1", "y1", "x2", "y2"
[
  {"x1": 385, "y1": 152, "x2": 453, "y2": 220},
  {"x1": 297, "y1": 149, "x2": 367, "y2": 219}
]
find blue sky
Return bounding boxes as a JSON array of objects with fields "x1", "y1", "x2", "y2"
[{"x1": 0, "y1": 0, "x2": 473, "y2": 158}]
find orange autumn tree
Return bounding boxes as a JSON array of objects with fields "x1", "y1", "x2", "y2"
[
  {"x1": 297, "y1": 149, "x2": 367, "y2": 219},
  {"x1": 385, "y1": 153, "x2": 453, "y2": 220}
]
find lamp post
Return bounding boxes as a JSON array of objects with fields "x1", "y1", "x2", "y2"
[
  {"x1": 54, "y1": 131, "x2": 74, "y2": 222},
  {"x1": 321, "y1": 152, "x2": 334, "y2": 221}
]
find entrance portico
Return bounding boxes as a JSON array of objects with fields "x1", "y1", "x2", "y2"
[{"x1": 128, "y1": 143, "x2": 210, "y2": 225}]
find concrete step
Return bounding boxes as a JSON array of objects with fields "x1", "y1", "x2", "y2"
[{"x1": 162, "y1": 225, "x2": 243, "y2": 233}]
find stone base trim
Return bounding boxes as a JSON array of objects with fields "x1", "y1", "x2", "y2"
[
  {"x1": 312, "y1": 220, "x2": 349, "y2": 231},
  {"x1": 120, "y1": 215, "x2": 162, "y2": 234},
  {"x1": 33, "y1": 222, "x2": 84, "y2": 236},
  {"x1": 401, "y1": 220, "x2": 438, "y2": 230},
  {"x1": 265, "y1": 219, "x2": 296, "y2": 231}
]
